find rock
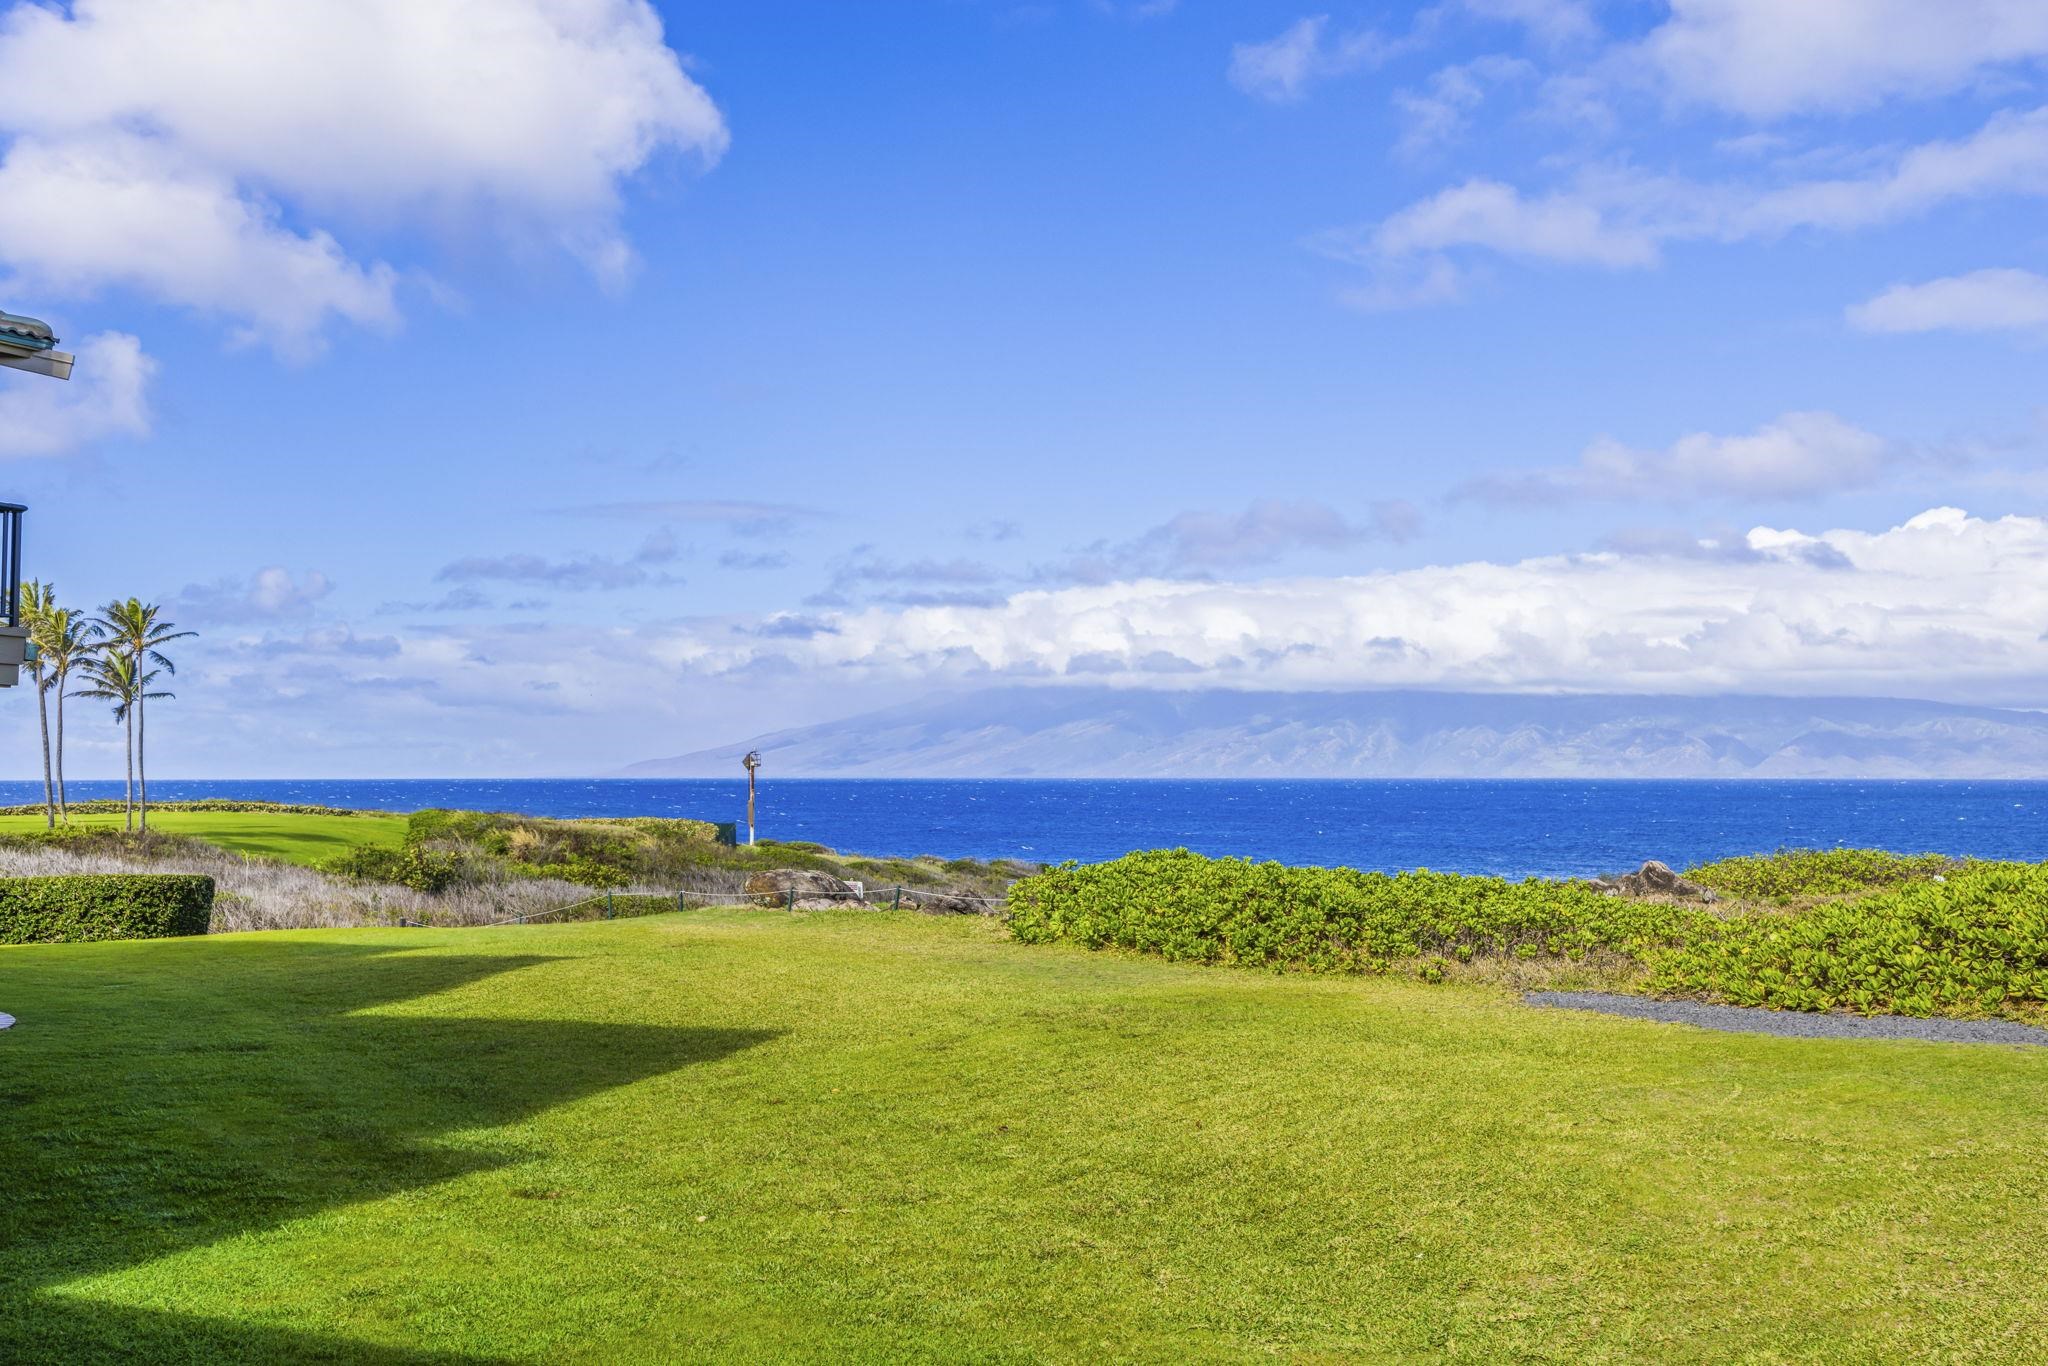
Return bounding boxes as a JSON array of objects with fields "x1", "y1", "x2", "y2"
[
  {"x1": 903, "y1": 890, "x2": 993, "y2": 916},
  {"x1": 1590, "y1": 860, "x2": 1719, "y2": 903},
  {"x1": 744, "y1": 869, "x2": 861, "y2": 906}
]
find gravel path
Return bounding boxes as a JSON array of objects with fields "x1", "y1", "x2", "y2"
[{"x1": 1525, "y1": 992, "x2": 2048, "y2": 1047}]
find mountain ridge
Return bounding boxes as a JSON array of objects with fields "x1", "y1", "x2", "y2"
[{"x1": 623, "y1": 688, "x2": 2048, "y2": 779}]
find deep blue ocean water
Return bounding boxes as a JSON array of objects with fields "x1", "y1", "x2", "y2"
[{"x1": 3, "y1": 778, "x2": 2045, "y2": 876}]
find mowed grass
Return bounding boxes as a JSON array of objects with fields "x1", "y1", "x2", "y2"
[
  {"x1": 0, "y1": 809, "x2": 406, "y2": 865},
  {"x1": 4, "y1": 912, "x2": 2047, "y2": 1362}
]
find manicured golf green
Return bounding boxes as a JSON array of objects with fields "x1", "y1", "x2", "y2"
[
  {"x1": 3, "y1": 910, "x2": 2045, "y2": 1361},
  {"x1": 0, "y1": 809, "x2": 406, "y2": 865}
]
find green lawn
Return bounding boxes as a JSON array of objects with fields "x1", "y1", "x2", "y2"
[
  {"x1": 3, "y1": 911, "x2": 2045, "y2": 1362},
  {"x1": 0, "y1": 810, "x2": 407, "y2": 865}
]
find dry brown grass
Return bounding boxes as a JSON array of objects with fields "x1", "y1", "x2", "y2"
[{"x1": 0, "y1": 840, "x2": 617, "y2": 933}]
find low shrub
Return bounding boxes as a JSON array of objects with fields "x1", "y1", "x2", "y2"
[
  {"x1": 1009, "y1": 848, "x2": 2048, "y2": 1022},
  {"x1": 323, "y1": 845, "x2": 462, "y2": 894},
  {"x1": 1644, "y1": 863, "x2": 2048, "y2": 1018},
  {"x1": 506, "y1": 857, "x2": 630, "y2": 890},
  {"x1": 0, "y1": 874, "x2": 215, "y2": 943},
  {"x1": 1685, "y1": 848, "x2": 1961, "y2": 902},
  {"x1": 1006, "y1": 849, "x2": 1710, "y2": 975},
  {"x1": 0, "y1": 799, "x2": 383, "y2": 817},
  {"x1": 0, "y1": 826, "x2": 223, "y2": 861}
]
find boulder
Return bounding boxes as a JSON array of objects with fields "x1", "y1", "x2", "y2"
[
  {"x1": 903, "y1": 890, "x2": 995, "y2": 916},
  {"x1": 1590, "y1": 860, "x2": 1718, "y2": 903},
  {"x1": 744, "y1": 869, "x2": 861, "y2": 906}
]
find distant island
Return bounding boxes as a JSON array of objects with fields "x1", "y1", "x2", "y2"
[{"x1": 624, "y1": 686, "x2": 2048, "y2": 779}]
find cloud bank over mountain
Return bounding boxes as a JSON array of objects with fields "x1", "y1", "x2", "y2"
[
  {"x1": 680, "y1": 508, "x2": 2048, "y2": 705},
  {"x1": 626, "y1": 687, "x2": 2048, "y2": 780}
]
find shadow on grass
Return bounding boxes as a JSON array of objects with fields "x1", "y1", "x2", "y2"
[{"x1": 0, "y1": 939, "x2": 775, "y2": 1363}]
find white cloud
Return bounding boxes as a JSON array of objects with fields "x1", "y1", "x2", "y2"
[
  {"x1": 0, "y1": 136, "x2": 400, "y2": 353},
  {"x1": 1047, "y1": 498, "x2": 1420, "y2": 583},
  {"x1": 0, "y1": 331, "x2": 152, "y2": 457},
  {"x1": 1367, "y1": 177, "x2": 1661, "y2": 267},
  {"x1": 177, "y1": 567, "x2": 335, "y2": 622},
  {"x1": 1459, "y1": 0, "x2": 1597, "y2": 47},
  {"x1": 1343, "y1": 105, "x2": 2048, "y2": 303},
  {"x1": 0, "y1": 0, "x2": 725, "y2": 349},
  {"x1": 671, "y1": 508, "x2": 2048, "y2": 704},
  {"x1": 1459, "y1": 412, "x2": 1899, "y2": 502},
  {"x1": 1848, "y1": 268, "x2": 2048, "y2": 335},
  {"x1": 1394, "y1": 57, "x2": 1536, "y2": 161},
  {"x1": 1644, "y1": 0, "x2": 2048, "y2": 119},
  {"x1": 1228, "y1": 15, "x2": 1396, "y2": 102},
  {"x1": 436, "y1": 528, "x2": 682, "y2": 591},
  {"x1": 96, "y1": 509, "x2": 2048, "y2": 770}
]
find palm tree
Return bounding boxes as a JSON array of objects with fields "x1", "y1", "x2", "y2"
[
  {"x1": 93, "y1": 599, "x2": 194, "y2": 832},
  {"x1": 40, "y1": 609, "x2": 102, "y2": 821},
  {"x1": 18, "y1": 580, "x2": 55, "y2": 828},
  {"x1": 70, "y1": 653, "x2": 171, "y2": 831}
]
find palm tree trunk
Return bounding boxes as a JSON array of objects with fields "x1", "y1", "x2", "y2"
[
  {"x1": 54, "y1": 677, "x2": 68, "y2": 821},
  {"x1": 34, "y1": 670, "x2": 53, "y2": 829},
  {"x1": 137, "y1": 693, "x2": 148, "y2": 831},
  {"x1": 124, "y1": 706, "x2": 135, "y2": 832}
]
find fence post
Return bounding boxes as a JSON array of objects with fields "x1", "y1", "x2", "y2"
[
  {"x1": 786, "y1": 888, "x2": 796, "y2": 912},
  {"x1": 676, "y1": 890, "x2": 685, "y2": 914},
  {"x1": 893, "y1": 886, "x2": 901, "y2": 910}
]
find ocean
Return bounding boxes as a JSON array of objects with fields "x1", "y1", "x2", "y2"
[{"x1": 4, "y1": 777, "x2": 2045, "y2": 876}]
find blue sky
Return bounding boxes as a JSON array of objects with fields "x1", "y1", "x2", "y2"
[{"x1": 3, "y1": 0, "x2": 2048, "y2": 776}]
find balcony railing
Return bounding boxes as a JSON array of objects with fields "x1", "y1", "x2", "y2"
[{"x1": 0, "y1": 504, "x2": 22, "y2": 631}]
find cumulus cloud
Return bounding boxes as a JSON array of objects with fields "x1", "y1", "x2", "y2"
[
  {"x1": 0, "y1": 136, "x2": 400, "y2": 353},
  {"x1": 1643, "y1": 0, "x2": 2048, "y2": 119},
  {"x1": 1338, "y1": 105, "x2": 2048, "y2": 304},
  {"x1": 1848, "y1": 268, "x2": 2048, "y2": 335},
  {"x1": 663, "y1": 508, "x2": 2048, "y2": 704},
  {"x1": 126, "y1": 510, "x2": 2048, "y2": 771},
  {"x1": 1458, "y1": 412, "x2": 1899, "y2": 503},
  {"x1": 0, "y1": 0, "x2": 725, "y2": 349},
  {"x1": 0, "y1": 331, "x2": 153, "y2": 457},
  {"x1": 1228, "y1": 16, "x2": 1398, "y2": 102}
]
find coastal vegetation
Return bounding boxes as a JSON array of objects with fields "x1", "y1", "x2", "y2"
[
  {"x1": 1006, "y1": 848, "x2": 2048, "y2": 1022},
  {"x1": 3, "y1": 909, "x2": 2044, "y2": 1360},
  {"x1": 0, "y1": 801, "x2": 1018, "y2": 931},
  {"x1": 1682, "y1": 846, "x2": 1959, "y2": 901},
  {"x1": 4, "y1": 801, "x2": 2043, "y2": 1024}
]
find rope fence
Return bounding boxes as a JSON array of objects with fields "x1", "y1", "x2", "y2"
[{"x1": 399, "y1": 883, "x2": 1012, "y2": 929}]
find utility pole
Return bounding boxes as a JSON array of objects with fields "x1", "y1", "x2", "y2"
[{"x1": 743, "y1": 750, "x2": 762, "y2": 846}]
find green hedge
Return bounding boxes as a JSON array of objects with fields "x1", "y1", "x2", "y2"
[
  {"x1": 1646, "y1": 864, "x2": 2048, "y2": 1018},
  {"x1": 1684, "y1": 848, "x2": 1963, "y2": 902},
  {"x1": 1007, "y1": 848, "x2": 2048, "y2": 1021},
  {"x1": 1006, "y1": 849, "x2": 1708, "y2": 974},
  {"x1": 0, "y1": 875, "x2": 216, "y2": 944}
]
